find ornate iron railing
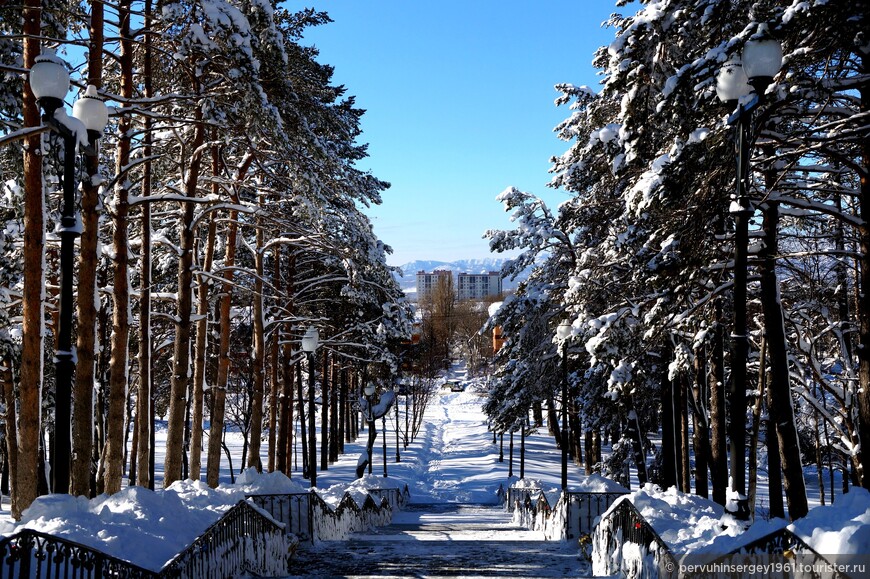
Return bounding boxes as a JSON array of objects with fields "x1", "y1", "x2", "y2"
[
  {"x1": 0, "y1": 529, "x2": 159, "y2": 579},
  {"x1": 248, "y1": 486, "x2": 401, "y2": 543},
  {"x1": 246, "y1": 492, "x2": 313, "y2": 542},
  {"x1": 505, "y1": 484, "x2": 542, "y2": 512},
  {"x1": 592, "y1": 497, "x2": 677, "y2": 578},
  {"x1": 685, "y1": 527, "x2": 846, "y2": 579},
  {"x1": 368, "y1": 487, "x2": 405, "y2": 511},
  {"x1": 160, "y1": 499, "x2": 290, "y2": 578},
  {"x1": 565, "y1": 491, "x2": 628, "y2": 538},
  {"x1": 0, "y1": 500, "x2": 290, "y2": 579}
]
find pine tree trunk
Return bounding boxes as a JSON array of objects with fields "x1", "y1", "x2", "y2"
[
  {"x1": 1, "y1": 361, "x2": 19, "y2": 513},
  {"x1": 17, "y1": 0, "x2": 45, "y2": 519},
  {"x1": 678, "y1": 373, "x2": 691, "y2": 493},
  {"x1": 759, "y1": 202, "x2": 808, "y2": 519},
  {"x1": 547, "y1": 398, "x2": 562, "y2": 448},
  {"x1": 338, "y1": 367, "x2": 348, "y2": 452},
  {"x1": 135, "y1": 0, "x2": 155, "y2": 491},
  {"x1": 247, "y1": 219, "x2": 266, "y2": 471},
  {"x1": 267, "y1": 247, "x2": 281, "y2": 472},
  {"x1": 164, "y1": 112, "x2": 205, "y2": 487},
  {"x1": 329, "y1": 360, "x2": 339, "y2": 463},
  {"x1": 206, "y1": 208, "x2": 238, "y2": 488},
  {"x1": 748, "y1": 337, "x2": 767, "y2": 519},
  {"x1": 709, "y1": 298, "x2": 728, "y2": 506},
  {"x1": 103, "y1": 0, "x2": 135, "y2": 496},
  {"x1": 692, "y1": 345, "x2": 710, "y2": 498},
  {"x1": 766, "y1": 370, "x2": 785, "y2": 519},
  {"x1": 71, "y1": 0, "x2": 104, "y2": 499},
  {"x1": 190, "y1": 214, "x2": 216, "y2": 481},
  {"x1": 320, "y1": 351, "x2": 329, "y2": 471},
  {"x1": 660, "y1": 345, "x2": 677, "y2": 490}
]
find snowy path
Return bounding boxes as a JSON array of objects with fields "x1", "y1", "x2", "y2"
[
  {"x1": 285, "y1": 503, "x2": 583, "y2": 578},
  {"x1": 282, "y1": 369, "x2": 589, "y2": 577}
]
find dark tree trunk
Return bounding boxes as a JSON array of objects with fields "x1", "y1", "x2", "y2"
[
  {"x1": 660, "y1": 344, "x2": 678, "y2": 490},
  {"x1": 759, "y1": 202, "x2": 808, "y2": 519},
  {"x1": 709, "y1": 299, "x2": 728, "y2": 506},
  {"x1": 692, "y1": 346, "x2": 710, "y2": 498}
]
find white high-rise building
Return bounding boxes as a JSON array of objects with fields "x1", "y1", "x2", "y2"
[{"x1": 456, "y1": 271, "x2": 502, "y2": 300}]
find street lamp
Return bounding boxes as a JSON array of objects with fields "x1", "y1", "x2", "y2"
[
  {"x1": 556, "y1": 321, "x2": 572, "y2": 492},
  {"x1": 30, "y1": 49, "x2": 108, "y2": 494},
  {"x1": 364, "y1": 382, "x2": 376, "y2": 476},
  {"x1": 716, "y1": 31, "x2": 782, "y2": 520},
  {"x1": 301, "y1": 325, "x2": 319, "y2": 488}
]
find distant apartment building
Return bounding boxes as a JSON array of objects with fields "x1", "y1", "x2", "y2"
[
  {"x1": 415, "y1": 270, "x2": 453, "y2": 299},
  {"x1": 416, "y1": 270, "x2": 502, "y2": 300},
  {"x1": 457, "y1": 272, "x2": 503, "y2": 300}
]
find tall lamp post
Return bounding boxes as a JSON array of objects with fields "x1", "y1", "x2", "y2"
[
  {"x1": 364, "y1": 382, "x2": 376, "y2": 475},
  {"x1": 715, "y1": 31, "x2": 782, "y2": 520},
  {"x1": 556, "y1": 322, "x2": 572, "y2": 492},
  {"x1": 301, "y1": 325, "x2": 319, "y2": 488},
  {"x1": 30, "y1": 50, "x2": 108, "y2": 494}
]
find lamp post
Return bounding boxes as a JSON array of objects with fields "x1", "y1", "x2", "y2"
[
  {"x1": 301, "y1": 325, "x2": 319, "y2": 488},
  {"x1": 556, "y1": 322, "x2": 572, "y2": 492},
  {"x1": 716, "y1": 31, "x2": 782, "y2": 520},
  {"x1": 364, "y1": 382, "x2": 376, "y2": 475},
  {"x1": 30, "y1": 50, "x2": 108, "y2": 494}
]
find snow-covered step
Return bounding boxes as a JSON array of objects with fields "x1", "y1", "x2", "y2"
[{"x1": 283, "y1": 502, "x2": 587, "y2": 577}]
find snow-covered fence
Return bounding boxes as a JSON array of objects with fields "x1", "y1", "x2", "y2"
[
  {"x1": 565, "y1": 491, "x2": 628, "y2": 539},
  {"x1": 249, "y1": 486, "x2": 399, "y2": 544},
  {"x1": 159, "y1": 499, "x2": 291, "y2": 578},
  {"x1": 592, "y1": 498, "x2": 677, "y2": 578},
  {"x1": 0, "y1": 500, "x2": 291, "y2": 579},
  {"x1": 695, "y1": 526, "x2": 838, "y2": 576},
  {"x1": 505, "y1": 484, "x2": 542, "y2": 512},
  {"x1": 246, "y1": 492, "x2": 314, "y2": 542},
  {"x1": 0, "y1": 528, "x2": 159, "y2": 578},
  {"x1": 309, "y1": 490, "x2": 394, "y2": 541},
  {"x1": 367, "y1": 486, "x2": 409, "y2": 511}
]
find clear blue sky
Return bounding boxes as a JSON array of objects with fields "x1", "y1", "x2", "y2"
[{"x1": 299, "y1": 1, "x2": 634, "y2": 266}]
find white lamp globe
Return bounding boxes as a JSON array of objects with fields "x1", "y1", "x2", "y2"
[
  {"x1": 742, "y1": 34, "x2": 783, "y2": 92},
  {"x1": 300, "y1": 326, "x2": 319, "y2": 352},
  {"x1": 716, "y1": 56, "x2": 752, "y2": 103},
  {"x1": 72, "y1": 85, "x2": 109, "y2": 135},
  {"x1": 556, "y1": 322, "x2": 573, "y2": 342},
  {"x1": 29, "y1": 49, "x2": 70, "y2": 113},
  {"x1": 364, "y1": 383, "x2": 376, "y2": 397}
]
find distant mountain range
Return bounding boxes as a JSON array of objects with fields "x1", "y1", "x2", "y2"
[{"x1": 392, "y1": 258, "x2": 525, "y2": 292}]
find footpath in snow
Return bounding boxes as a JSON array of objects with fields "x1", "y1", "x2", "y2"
[{"x1": 290, "y1": 371, "x2": 590, "y2": 577}]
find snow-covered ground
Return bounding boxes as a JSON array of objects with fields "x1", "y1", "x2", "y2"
[{"x1": 1, "y1": 360, "x2": 868, "y2": 577}]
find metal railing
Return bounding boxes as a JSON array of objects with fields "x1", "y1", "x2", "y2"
[
  {"x1": 504, "y1": 485, "x2": 543, "y2": 511},
  {"x1": 0, "y1": 499, "x2": 290, "y2": 579},
  {"x1": 247, "y1": 485, "x2": 403, "y2": 543},
  {"x1": 0, "y1": 529, "x2": 159, "y2": 579},
  {"x1": 246, "y1": 492, "x2": 313, "y2": 542},
  {"x1": 592, "y1": 497, "x2": 678, "y2": 579},
  {"x1": 687, "y1": 526, "x2": 846, "y2": 579},
  {"x1": 368, "y1": 487, "x2": 406, "y2": 511},
  {"x1": 160, "y1": 500, "x2": 290, "y2": 578},
  {"x1": 565, "y1": 491, "x2": 628, "y2": 538}
]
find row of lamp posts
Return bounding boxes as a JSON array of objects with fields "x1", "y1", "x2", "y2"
[{"x1": 29, "y1": 49, "x2": 109, "y2": 495}]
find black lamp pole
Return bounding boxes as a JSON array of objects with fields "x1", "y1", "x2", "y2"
[
  {"x1": 308, "y1": 350, "x2": 317, "y2": 488},
  {"x1": 51, "y1": 126, "x2": 77, "y2": 495},
  {"x1": 728, "y1": 98, "x2": 755, "y2": 520}
]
